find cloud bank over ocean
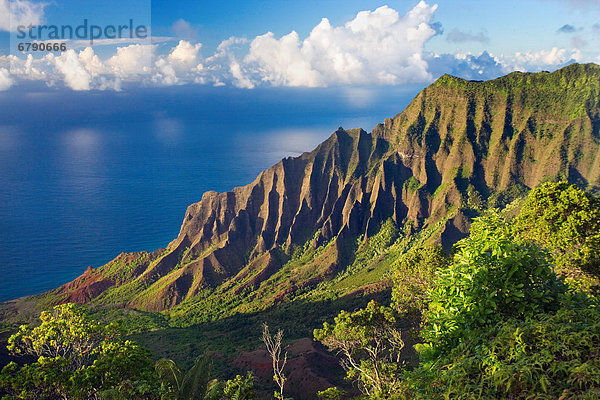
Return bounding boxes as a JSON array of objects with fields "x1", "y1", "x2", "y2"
[{"x1": 0, "y1": 0, "x2": 595, "y2": 91}]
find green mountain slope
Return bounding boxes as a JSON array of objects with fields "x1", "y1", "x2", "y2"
[{"x1": 5, "y1": 63, "x2": 600, "y2": 327}]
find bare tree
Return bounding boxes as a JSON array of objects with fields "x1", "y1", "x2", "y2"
[
  {"x1": 314, "y1": 301, "x2": 405, "y2": 397},
  {"x1": 261, "y1": 323, "x2": 288, "y2": 400}
]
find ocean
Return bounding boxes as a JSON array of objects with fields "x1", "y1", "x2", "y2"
[{"x1": 0, "y1": 83, "x2": 420, "y2": 302}]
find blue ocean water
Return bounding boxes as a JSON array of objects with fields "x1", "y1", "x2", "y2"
[{"x1": 0, "y1": 84, "x2": 420, "y2": 302}]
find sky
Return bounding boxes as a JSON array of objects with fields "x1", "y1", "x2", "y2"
[{"x1": 0, "y1": 0, "x2": 599, "y2": 91}]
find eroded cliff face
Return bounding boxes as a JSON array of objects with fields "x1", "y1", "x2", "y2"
[
  {"x1": 127, "y1": 127, "x2": 422, "y2": 310},
  {"x1": 52, "y1": 63, "x2": 600, "y2": 312}
]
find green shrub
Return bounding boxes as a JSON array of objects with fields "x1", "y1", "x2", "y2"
[
  {"x1": 391, "y1": 245, "x2": 449, "y2": 318},
  {"x1": 420, "y1": 211, "x2": 566, "y2": 359},
  {"x1": 1, "y1": 304, "x2": 161, "y2": 399},
  {"x1": 411, "y1": 306, "x2": 600, "y2": 399},
  {"x1": 514, "y1": 181, "x2": 600, "y2": 293},
  {"x1": 314, "y1": 300, "x2": 404, "y2": 398}
]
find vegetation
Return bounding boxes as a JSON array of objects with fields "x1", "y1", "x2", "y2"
[
  {"x1": 390, "y1": 245, "x2": 449, "y2": 318},
  {"x1": 0, "y1": 304, "x2": 162, "y2": 399},
  {"x1": 155, "y1": 355, "x2": 256, "y2": 400},
  {"x1": 0, "y1": 305, "x2": 257, "y2": 400},
  {"x1": 314, "y1": 183, "x2": 600, "y2": 399},
  {"x1": 3, "y1": 63, "x2": 600, "y2": 398},
  {"x1": 411, "y1": 306, "x2": 600, "y2": 399},
  {"x1": 514, "y1": 181, "x2": 600, "y2": 292},
  {"x1": 419, "y1": 211, "x2": 566, "y2": 358},
  {"x1": 261, "y1": 324, "x2": 288, "y2": 400},
  {"x1": 314, "y1": 300, "x2": 404, "y2": 398}
]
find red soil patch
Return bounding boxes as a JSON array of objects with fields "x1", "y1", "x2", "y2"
[{"x1": 233, "y1": 338, "x2": 348, "y2": 400}]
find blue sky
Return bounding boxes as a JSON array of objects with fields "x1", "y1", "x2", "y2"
[
  {"x1": 0, "y1": 0, "x2": 598, "y2": 91},
  {"x1": 146, "y1": 0, "x2": 599, "y2": 56}
]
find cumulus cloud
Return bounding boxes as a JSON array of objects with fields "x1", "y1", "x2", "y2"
[
  {"x1": 512, "y1": 47, "x2": 581, "y2": 71},
  {"x1": 5, "y1": 40, "x2": 207, "y2": 90},
  {"x1": 207, "y1": 36, "x2": 252, "y2": 87},
  {"x1": 446, "y1": 28, "x2": 489, "y2": 44},
  {"x1": 3, "y1": 1, "x2": 598, "y2": 91},
  {"x1": 427, "y1": 51, "x2": 508, "y2": 80},
  {"x1": 0, "y1": 68, "x2": 14, "y2": 90},
  {"x1": 0, "y1": 0, "x2": 46, "y2": 32},
  {"x1": 172, "y1": 19, "x2": 199, "y2": 41},
  {"x1": 154, "y1": 40, "x2": 204, "y2": 85},
  {"x1": 232, "y1": 1, "x2": 439, "y2": 87},
  {"x1": 168, "y1": 40, "x2": 202, "y2": 66},
  {"x1": 105, "y1": 44, "x2": 154, "y2": 78},
  {"x1": 54, "y1": 50, "x2": 91, "y2": 91}
]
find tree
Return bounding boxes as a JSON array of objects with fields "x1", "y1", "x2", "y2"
[
  {"x1": 314, "y1": 301, "x2": 404, "y2": 398},
  {"x1": 316, "y1": 387, "x2": 347, "y2": 400},
  {"x1": 419, "y1": 211, "x2": 567, "y2": 360},
  {"x1": 155, "y1": 354, "x2": 214, "y2": 400},
  {"x1": 72, "y1": 339, "x2": 157, "y2": 399},
  {"x1": 156, "y1": 356, "x2": 256, "y2": 400},
  {"x1": 1, "y1": 303, "x2": 160, "y2": 399},
  {"x1": 261, "y1": 323, "x2": 288, "y2": 400},
  {"x1": 514, "y1": 181, "x2": 600, "y2": 292},
  {"x1": 7, "y1": 303, "x2": 110, "y2": 369},
  {"x1": 221, "y1": 372, "x2": 255, "y2": 400},
  {"x1": 391, "y1": 245, "x2": 450, "y2": 317}
]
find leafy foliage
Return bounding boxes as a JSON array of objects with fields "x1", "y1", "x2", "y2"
[
  {"x1": 7, "y1": 303, "x2": 111, "y2": 366},
  {"x1": 514, "y1": 181, "x2": 600, "y2": 292},
  {"x1": 314, "y1": 300, "x2": 404, "y2": 398},
  {"x1": 406, "y1": 304, "x2": 600, "y2": 399},
  {"x1": 391, "y1": 245, "x2": 449, "y2": 317},
  {"x1": 221, "y1": 372, "x2": 255, "y2": 400},
  {"x1": 156, "y1": 355, "x2": 256, "y2": 400},
  {"x1": 0, "y1": 304, "x2": 161, "y2": 399},
  {"x1": 398, "y1": 190, "x2": 600, "y2": 399},
  {"x1": 419, "y1": 211, "x2": 567, "y2": 359},
  {"x1": 317, "y1": 386, "x2": 347, "y2": 399}
]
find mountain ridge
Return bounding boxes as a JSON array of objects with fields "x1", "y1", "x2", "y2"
[{"x1": 9, "y1": 62, "x2": 600, "y2": 317}]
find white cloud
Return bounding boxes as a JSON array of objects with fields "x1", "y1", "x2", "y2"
[
  {"x1": 233, "y1": 2, "x2": 438, "y2": 87},
  {"x1": 153, "y1": 40, "x2": 204, "y2": 85},
  {"x1": 245, "y1": 30, "x2": 321, "y2": 87},
  {"x1": 512, "y1": 47, "x2": 581, "y2": 71},
  {"x1": 105, "y1": 44, "x2": 154, "y2": 78},
  {"x1": 168, "y1": 40, "x2": 202, "y2": 66},
  {"x1": 172, "y1": 19, "x2": 198, "y2": 41},
  {"x1": 0, "y1": 0, "x2": 46, "y2": 32},
  {"x1": 6, "y1": 53, "x2": 48, "y2": 80},
  {"x1": 153, "y1": 58, "x2": 178, "y2": 85},
  {"x1": 229, "y1": 58, "x2": 254, "y2": 88},
  {"x1": 208, "y1": 36, "x2": 252, "y2": 87},
  {"x1": 5, "y1": 40, "x2": 206, "y2": 90},
  {"x1": 0, "y1": 68, "x2": 14, "y2": 90},
  {"x1": 427, "y1": 51, "x2": 509, "y2": 80},
  {"x1": 54, "y1": 50, "x2": 91, "y2": 91},
  {"x1": 78, "y1": 47, "x2": 104, "y2": 77},
  {"x1": 3, "y1": 2, "x2": 598, "y2": 91}
]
